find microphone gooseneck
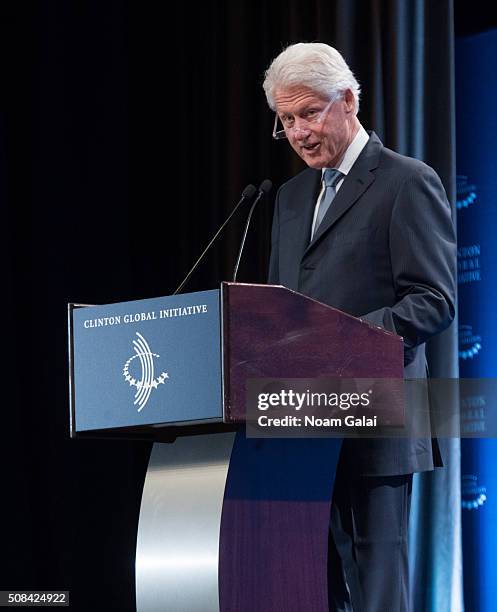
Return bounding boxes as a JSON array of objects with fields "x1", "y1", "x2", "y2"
[
  {"x1": 173, "y1": 184, "x2": 257, "y2": 295},
  {"x1": 232, "y1": 179, "x2": 273, "y2": 282}
]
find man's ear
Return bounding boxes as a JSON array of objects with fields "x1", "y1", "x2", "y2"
[{"x1": 343, "y1": 89, "x2": 355, "y2": 114}]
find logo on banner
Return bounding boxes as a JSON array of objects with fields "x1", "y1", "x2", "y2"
[
  {"x1": 458, "y1": 244, "x2": 481, "y2": 284},
  {"x1": 122, "y1": 332, "x2": 169, "y2": 412},
  {"x1": 461, "y1": 394, "x2": 486, "y2": 434},
  {"x1": 456, "y1": 175, "x2": 477, "y2": 210},
  {"x1": 462, "y1": 474, "x2": 487, "y2": 510},
  {"x1": 459, "y1": 324, "x2": 482, "y2": 360}
]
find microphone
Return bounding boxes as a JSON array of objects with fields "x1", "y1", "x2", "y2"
[
  {"x1": 173, "y1": 183, "x2": 257, "y2": 295},
  {"x1": 232, "y1": 179, "x2": 272, "y2": 282}
]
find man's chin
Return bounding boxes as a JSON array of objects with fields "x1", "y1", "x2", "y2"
[
  {"x1": 302, "y1": 156, "x2": 324, "y2": 169},
  {"x1": 300, "y1": 147, "x2": 326, "y2": 168}
]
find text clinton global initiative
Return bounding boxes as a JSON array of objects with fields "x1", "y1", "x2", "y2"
[{"x1": 83, "y1": 304, "x2": 208, "y2": 329}]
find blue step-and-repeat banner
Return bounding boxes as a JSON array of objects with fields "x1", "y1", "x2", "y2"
[{"x1": 456, "y1": 28, "x2": 497, "y2": 611}]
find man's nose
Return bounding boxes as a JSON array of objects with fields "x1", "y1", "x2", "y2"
[{"x1": 293, "y1": 122, "x2": 311, "y2": 139}]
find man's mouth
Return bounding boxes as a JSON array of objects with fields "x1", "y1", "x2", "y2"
[{"x1": 302, "y1": 142, "x2": 320, "y2": 152}]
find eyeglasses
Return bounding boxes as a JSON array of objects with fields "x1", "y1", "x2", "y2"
[{"x1": 272, "y1": 96, "x2": 338, "y2": 140}]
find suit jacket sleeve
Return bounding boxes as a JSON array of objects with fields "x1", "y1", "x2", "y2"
[{"x1": 360, "y1": 163, "x2": 457, "y2": 361}]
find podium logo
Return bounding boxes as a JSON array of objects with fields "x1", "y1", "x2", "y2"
[{"x1": 122, "y1": 332, "x2": 169, "y2": 412}]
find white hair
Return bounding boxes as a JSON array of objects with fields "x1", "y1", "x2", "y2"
[{"x1": 263, "y1": 42, "x2": 361, "y2": 114}]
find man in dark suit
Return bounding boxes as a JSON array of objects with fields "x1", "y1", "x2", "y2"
[{"x1": 263, "y1": 43, "x2": 456, "y2": 611}]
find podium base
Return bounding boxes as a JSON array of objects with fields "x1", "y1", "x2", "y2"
[{"x1": 136, "y1": 433, "x2": 236, "y2": 612}]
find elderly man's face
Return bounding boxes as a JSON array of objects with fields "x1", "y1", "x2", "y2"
[{"x1": 273, "y1": 86, "x2": 357, "y2": 169}]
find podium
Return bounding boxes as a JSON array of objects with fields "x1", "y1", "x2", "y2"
[{"x1": 68, "y1": 282, "x2": 403, "y2": 611}]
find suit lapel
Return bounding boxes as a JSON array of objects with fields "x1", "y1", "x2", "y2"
[
  {"x1": 280, "y1": 169, "x2": 321, "y2": 290},
  {"x1": 305, "y1": 132, "x2": 383, "y2": 253}
]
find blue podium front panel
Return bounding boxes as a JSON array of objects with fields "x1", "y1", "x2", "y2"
[{"x1": 71, "y1": 289, "x2": 222, "y2": 432}]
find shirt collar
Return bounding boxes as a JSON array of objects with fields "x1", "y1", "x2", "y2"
[{"x1": 321, "y1": 125, "x2": 369, "y2": 178}]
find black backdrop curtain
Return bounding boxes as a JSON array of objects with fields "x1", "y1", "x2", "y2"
[{"x1": 1, "y1": 2, "x2": 459, "y2": 610}]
